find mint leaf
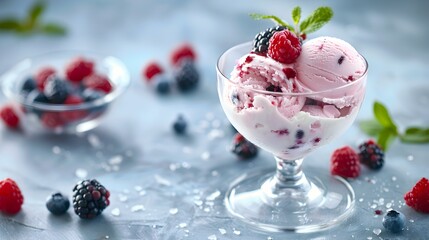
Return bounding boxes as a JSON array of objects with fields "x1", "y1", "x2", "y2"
[
  {"x1": 299, "y1": 6, "x2": 333, "y2": 34},
  {"x1": 359, "y1": 119, "x2": 384, "y2": 136},
  {"x1": 373, "y1": 101, "x2": 397, "y2": 130},
  {"x1": 377, "y1": 128, "x2": 397, "y2": 151},
  {"x1": 400, "y1": 127, "x2": 429, "y2": 143},
  {"x1": 40, "y1": 23, "x2": 66, "y2": 35},
  {"x1": 0, "y1": 18, "x2": 21, "y2": 31},
  {"x1": 292, "y1": 6, "x2": 301, "y2": 25},
  {"x1": 28, "y1": 1, "x2": 45, "y2": 27},
  {"x1": 249, "y1": 14, "x2": 295, "y2": 32}
]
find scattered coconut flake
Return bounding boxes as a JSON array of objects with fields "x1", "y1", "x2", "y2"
[
  {"x1": 383, "y1": 188, "x2": 389, "y2": 192},
  {"x1": 109, "y1": 155, "x2": 123, "y2": 165},
  {"x1": 206, "y1": 190, "x2": 221, "y2": 201},
  {"x1": 75, "y1": 168, "x2": 88, "y2": 178},
  {"x1": 233, "y1": 228, "x2": 241, "y2": 235},
  {"x1": 194, "y1": 200, "x2": 203, "y2": 206},
  {"x1": 131, "y1": 205, "x2": 145, "y2": 212},
  {"x1": 169, "y1": 163, "x2": 179, "y2": 171},
  {"x1": 386, "y1": 202, "x2": 393, "y2": 208},
  {"x1": 267, "y1": 237, "x2": 273, "y2": 240},
  {"x1": 134, "y1": 186, "x2": 143, "y2": 192},
  {"x1": 207, "y1": 235, "x2": 217, "y2": 240},
  {"x1": 52, "y1": 146, "x2": 61, "y2": 154},
  {"x1": 367, "y1": 237, "x2": 372, "y2": 240},
  {"x1": 409, "y1": 219, "x2": 414, "y2": 223},
  {"x1": 119, "y1": 194, "x2": 128, "y2": 202},
  {"x1": 179, "y1": 223, "x2": 187, "y2": 228},
  {"x1": 169, "y1": 208, "x2": 179, "y2": 215},
  {"x1": 359, "y1": 198, "x2": 364, "y2": 202},
  {"x1": 111, "y1": 208, "x2": 120, "y2": 216},
  {"x1": 204, "y1": 207, "x2": 211, "y2": 212},
  {"x1": 407, "y1": 155, "x2": 414, "y2": 161},
  {"x1": 392, "y1": 176, "x2": 397, "y2": 181},
  {"x1": 206, "y1": 201, "x2": 214, "y2": 206},
  {"x1": 88, "y1": 134, "x2": 103, "y2": 148},
  {"x1": 218, "y1": 228, "x2": 226, "y2": 235},
  {"x1": 373, "y1": 228, "x2": 381, "y2": 235},
  {"x1": 181, "y1": 162, "x2": 191, "y2": 169},
  {"x1": 139, "y1": 190, "x2": 147, "y2": 196},
  {"x1": 201, "y1": 151, "x2": 211, "y2": 161},
  {"x1": 155, "y1": 175, "x2": 172, "y2": 186}
]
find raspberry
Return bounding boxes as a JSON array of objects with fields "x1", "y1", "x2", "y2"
[
  {"x1": 253, "y1": 26, "x2": 286, "y2": 54},
  {"x1": 404, "y1": 177, "x2": 429, "y2": 213},
  {"x1": 358, "y1": 140, "x2": 384, "y2": 170},
  {"x1": 46, "y1": 192, "x2": 70, "y2": 215},
  {"x1": 72, "y1": 179, "x2": 110, "y2": 219},
  {"x1": 171, "y1": 43, "x2": 196, "y2": 66},
  {"x1": 61, "y1": 95, "x2": 87, "y2": 122},
  {"x1": 35, "y1": 67, "x2": 56, "y2": 90},
  {"x1": 65, "y1": 57, "x2": 94, "y2": 82},
  {"x1": 82, "y1": 74, "x2": 113, "y2": 93},
  {"x1": 0, "y1": 105, "x2": 20, "y2": 129},
  {"x1": 282, "y1": 67, "x2": 296, "y2": 79},
  {"x1": 330, "y1": 146, "x2": 360, "y2": 178},
  {"x1": 143, "y1": 62, "x2": 163, "y2": 81},
  {"x1": 0, "y1": 178, "x2": 24, "y2": 215},
  {"x1": 268, "y1": 30, "x2": 301, "y2": 64},
  {"x1": 231, "y1": 133, "x2": 258, "y2": 160},
  {"x1": 175, "y1": 59, "x2": 199, "y2": 92}
]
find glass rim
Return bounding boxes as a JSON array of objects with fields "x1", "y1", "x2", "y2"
[
  {"x1": 0, "y1": 50, "x2": 130, "y2": 111},
  {"x1": 216, "y1": 41, "x2": 368, "y2": 97}
]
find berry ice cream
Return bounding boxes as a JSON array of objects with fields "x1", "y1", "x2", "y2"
[{"x1": 219, "y1": 29, "x2": 367, "y2": 160}]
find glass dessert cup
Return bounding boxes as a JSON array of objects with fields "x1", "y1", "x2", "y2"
[{"x1": 216, "y1": 42, "x2": 368, "y2": 232}]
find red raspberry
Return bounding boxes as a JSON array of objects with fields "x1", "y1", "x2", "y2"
[
  {"x1": 65, "y1": 57, "x2": 94, "y2": 82},
  {"x1": 0, "y1": 105, "x2": 20, "y2": 129},
  {"x1": 171, "y1": 43, "x2": 196, "y2": 66},
  {"x1": 41, "y1": 112, "x2": 64, "y2": 128},
  {"x1": 61, "y1": 95, "x2": 87, "y2": 122},
  {"x1": 330, "y1": 146, "x2": 360, "y2": 178},
  {"x1": 268, "y1": 30, "x2": 301, "y2": 64},
  {"x1": 35, "y1": 67, "x2": 56, "y2": 90},
  {"x1": 143, "y1": 62, "x2": 163, "y2": 81},
  {"x1": 282, "y1": 67, "x2": 297, "y2": 79},
  {"x1": 404, "y1": 178, "x2": 429, "y2": 213},
  {"x1": 82, "y1": 74, "x2": 113, "y2": 93},
  {"x1": 0, "y1": 178, "x2": 24, "y2": 215}
]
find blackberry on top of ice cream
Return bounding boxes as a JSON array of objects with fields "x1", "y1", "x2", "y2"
[{"x1": 252, "y1": 26, "x2": 286, "y2": 54}]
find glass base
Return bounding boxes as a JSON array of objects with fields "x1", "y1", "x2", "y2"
[{"x1": 225, "y1": 168, "x2": 355, "y2": 233}]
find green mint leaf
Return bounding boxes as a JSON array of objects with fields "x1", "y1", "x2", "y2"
[
  {"x1": 400, "y1": 127, "x2": 429, "y2": 143},
  {"x1": 40, "y1": 23, "x2": 66, "y2": 35},
  {"x1": 377, "y1": 128, "x2": 397, "y2": 151},
  {"x1": 373, "y1": 101, "x2": 397, "y2": 130},
  {"x1": 359, "y1": 119, "x2": 384, "y2": 136},
  {"x1": 28, "y1": 1, "x2": 45, "y2": 27},
  {"x1": 292, "y1": 6, "x2": 301, "y2": 25},
  {"x1": 0, "y1": 18, "x2": 21, "y2": 31},
  {"x1": 249, "y1": 13, "x2": 295, "y2": 32},
  {"x1": 299, "y1": 6, "x2": 333, "y2": 34}
]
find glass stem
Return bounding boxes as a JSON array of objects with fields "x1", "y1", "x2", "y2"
[{"x1": 274, "y1": 156, "x2": 309, "y2": 188}]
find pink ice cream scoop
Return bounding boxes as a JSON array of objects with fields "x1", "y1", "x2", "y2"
[{"x1": 294, "y1": 37, "x2": 366, "y2": 106}]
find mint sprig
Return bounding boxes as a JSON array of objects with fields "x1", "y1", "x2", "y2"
[
  {"x1": 250, "y1": 6, "x2": 333, "y2": 36},
  {"x1": 0, "y1": 1, "x2": 66, "y2": 36},
  {"x1": 359, "y1": 101, "x2": 429, "y2": 150}
]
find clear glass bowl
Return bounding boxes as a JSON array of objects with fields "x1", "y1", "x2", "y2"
[
  {"x1": 217, "y1": 42, "x2": 368, "y2": 232},
  {"x1": 1, "y1": 51, "x2": 130, "y2": 134}
]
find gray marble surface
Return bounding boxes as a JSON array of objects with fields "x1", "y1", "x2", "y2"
[{"x1": 0, "y1": 0, "x2": 428, "y2": 239}]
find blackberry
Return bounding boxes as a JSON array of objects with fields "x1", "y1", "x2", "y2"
[
  {"x1": 25, "y1": 90, "x2": 49, "y2": 116},
  {"x1": 72, "y1": 179, "x2": 110, "y2": 219},
  {"x1": 43, "y1": 76, "x2": 69, "y2": 104},
  {"x1": 173, "y1": 114, "x2": 187, "y2": 134},
  {"x1": 253, "y1": 26, "x2": 286, "y2": 54},
  {"x1": 231, "y1": 133, "x2": 258, "y2": 159},
  {"x1": 382, "y1": 209, "x2": 406, "y2": 233},
  {"x1": 46, "y1": 192, "x2": 70, "y2": 215},
  {"x1": 358, "y1": 140, "x2": 384, "y2": 170},
  {"x1": 175, "y1": 59, "x2": 199, "y2": 92},
  {"x1": 21, "y1": 77, "x2": 37, "y2": 94}
]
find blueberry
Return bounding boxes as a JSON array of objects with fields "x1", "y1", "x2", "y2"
[
  {"x1": 46, "y1": 192, "x2": 70, "y2": 215},
  {"x1": 25, "y1": 90, "x2": 49, "y2": 116},
  {"x1": 154, "y1": 76, "x2": 171, "y2": 94},
  {"x1": 382, "y1": 209, "x2": 406, "y2": 233},
  {"x1": 173, "y1": 115, "x2": 187, "y2": 134},
  {"x1": 296, "y1": 130, "x2": 304, "y2": 139},
  {"x1": 20, "y1": 77, "x2": 37, "y2": 94},
  {"x1": 175, "y1": 59, "x2": 199, "y2": 92},
  {"x1": 82, "y1": 89, "x2": 105, "y2": 102},
  {"x1": 43, "y1": 77, "x2": 69, "y2": 104}
]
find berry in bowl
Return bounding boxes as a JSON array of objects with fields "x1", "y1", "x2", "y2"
[{"x1": 0, "y1": 51, "x2": 130, "y2": 133}]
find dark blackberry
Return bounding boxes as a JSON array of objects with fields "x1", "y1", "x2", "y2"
[
  {"x1": 173, "y1": 114, "x2": 187, "y2": 134},
  {"x1": 25, "y1": 90, "x2": 49, "y2": 116},
  {"x1": 253, "y1": 26, "x2": 286, "y2": 54},
  {"x1": 43, "y1": 76, "x2": 69, "y2": 104},
  {"x1": 358, "y1": 140, "x2": 384, "y2": 170},
  {"x1": 21, "y1": 77, "x2": 37, "y2": 94},
  {"x1": 46, "y1": 192, "x2": 70, "y2": 215},
  {"x1": 175, "y1": 59, "x2": 199, "y2": 92},
  {"x1": 231, "y1": 133, "x2": 258, "y2": 159},
  {"x1": 72, "y1": 179, "x2": 110, "y2": 219}
]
